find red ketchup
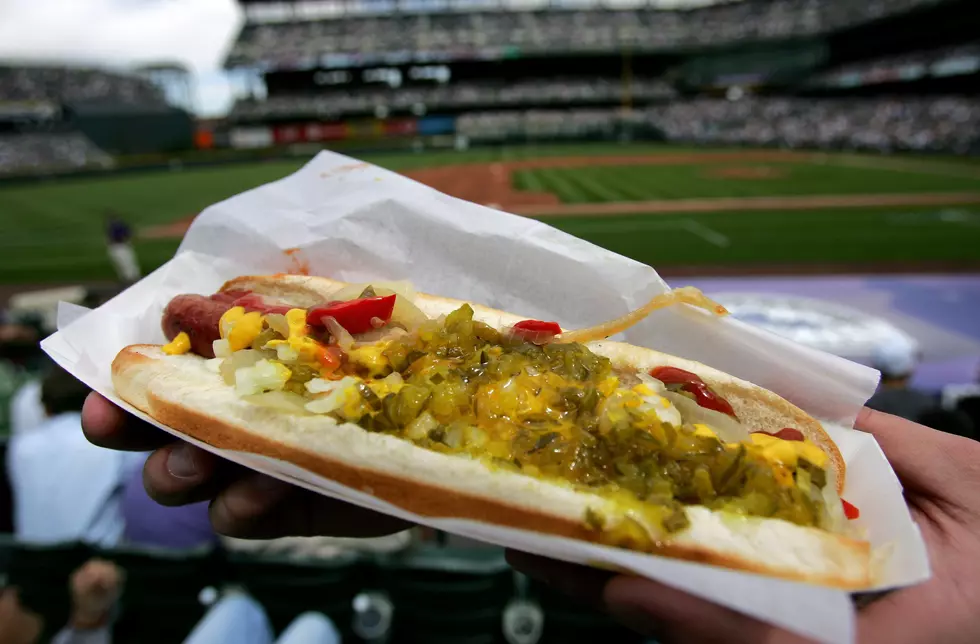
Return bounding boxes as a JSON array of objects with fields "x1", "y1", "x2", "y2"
[{"x1": 649, "y1": 366, "x2": 737, "y2": 418}]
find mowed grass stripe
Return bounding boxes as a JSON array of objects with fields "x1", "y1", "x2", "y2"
[
  {"x1": 531, "y1": 168, "x2": 591, "y2": 203},
  {"x1": 513, "y1": 161, "x2": 980, "y2": 204},
  {"x1": 545, "y1": 207, "x2": 980, "y2": 266}
]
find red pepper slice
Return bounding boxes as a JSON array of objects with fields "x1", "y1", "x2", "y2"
[
  {"x1": 649, "y1": 366, "x2": 737, "y2": 418},
  {"x1": 512, "y1": 319, "x2": 562, "y2": 345},
  {"x1": 760, "y1": 428, "x2": 805, "y2": 442},
  {"x1": 842, "y1": 499, "x2": 860, "y2": 520},
  {"x1": 307, "y1": 294, "x2": 397, "y2": 335}
]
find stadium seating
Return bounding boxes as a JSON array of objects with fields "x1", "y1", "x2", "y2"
[
  {"x1": 227, "y1": 0, "x2": 940, "y2": 65},
  {"x1": 0, "y1": 536, "x2": 95, "y2": 642},
  {"x1": 646, "y1": 96, "x2": 980, "y2": 153},
  {"x1": 101, "y1": 546, "x2": 221, "y2": 644},
  {"x1": 0, "y1": 132, "x2": 113, "y2": 176},
  {"x1": 224, "y1": 549, "x2": 365, "y2": 639},
  {"x1": 375, "y1": 546, "x2": 513, "y2": 643},
  {"x1": 0, "y1": 66, "x2": 165, "y2": 106},
  {"x1": 448, "y1": 96, "x2": 980, "y2": 153},
  {"x1": 230, "y1": 78, "x2": 676, "y2": 121}
]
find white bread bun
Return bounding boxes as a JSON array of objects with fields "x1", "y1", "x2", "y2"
[{"x1": 112, "y1": 275, "x2": 869, "y2": 588}]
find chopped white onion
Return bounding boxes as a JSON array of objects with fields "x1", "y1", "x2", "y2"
[
  {"x1": 355, "y1": 326, "x2": 408, "y2": 343},
  {"x1": 235, "y1": 359, "x2": 290, "y2": 397},
  {"x1": 212, "y1": 338, "x2": 231, "y2": 359},
  {"x1": 323, "y1": 316, "x2": 354, "y2": 351},
  {"x1": 265, "y1": 313, "x2": 289, "y2": 338},
  {"x1": 637, "y1": 372, "x2": 667, "y2": 393},
  {"x1": 821, "y1": 473, "x2": 848, "y2": 534},
  {"x1": 305, "y1": 377, "x2": 358, "y2": 414},
  {"x1": 390, "y1": 294, "x2": 429, "y2": 331},
  {"x1": 270, "y1": 343, "x2": 299, "y2": 362},
  {"x1": 662, "y1": 390, "x2": 750, "y2": 444},
  {"x1": 205, "y1": 358, "x2": 222, "y2": 373},
  {"x1": 405, "y1": 412, "x2": 438, "y2": 440},
  {"x1": 242, "y1": 391, "x2": 310, "y2": 414},
  {"x1": 383, "y1": 372, "x2": 404, "y2": 387},
  {"x1": 219, "y1": 349, "x2": 271, "y2": 385}
]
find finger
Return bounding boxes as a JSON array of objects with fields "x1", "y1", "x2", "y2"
[
  {"x1": 209, "y1": 474, "x2": 411, "y2": 539},
  {"x1": 855, "y1": 407, "x2": 980, "y2": 500},
  {"x1": 602, "y1": 576, "x2": 807, "y2": 644},
  {"x1": 142, "y1": 443, "x2": 230, "y2": 506},
  {"x1": 505, "y1": 551, "x2": 612, "y2": 607},
  {"x1": 82, "y1": 393, "x2": 173, "y2": 451}
]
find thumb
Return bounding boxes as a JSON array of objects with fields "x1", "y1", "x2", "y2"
[{"x1": 603, "y1": 576, "x2": 811, "y2": 644}]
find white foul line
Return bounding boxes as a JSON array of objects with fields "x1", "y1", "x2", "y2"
[{"x1": 680, "y1": 219, "x2": 731, "y2": 247}]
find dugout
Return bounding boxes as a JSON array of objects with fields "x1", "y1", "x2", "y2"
[{"x1": 66, "y1": 101, "x2": 194, "y2": 155}]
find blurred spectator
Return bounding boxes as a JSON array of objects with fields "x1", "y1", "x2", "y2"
[
  {"x1": 120, "y1": 458, "x2": 217, "y2": 551},
  {"x1": 228, "y1": 0, "x2": 938, "y2": 65},
  {"x1": 1, "y1": 558, "x2": 340, "y2": 644},
  {"x1": 104, "y1": 214, "x2": 141, "y2": 284},
  {"x1": 0, "y1": 133, "x2": 113, "y2": 176},
  {"x1": 8, "y1": 378, "x2": 44, "y2": 436},
  {"x1": 6, "y1": 366, "x2": 138, "y2": 546},
  {"x1": 53, "y1": 559, "x2": 125, "y2": 644},
  {"x1": 865, "y1": 336, "x2": 936, "y2": 422},
  {"x1": 915, "y1": 408, "x2": 976, "y2": 441},
  {"x1": 0, "y1": 66, "x2": 164, "y2": 106},
  {"x1": 0, "y1": 559, "x2": 124, "y2": 644},
  {"x1": 0, "y1": 588, "x2": 43, "y2": 644},
  {"x1": 230, "y1": 78, "x2": 676, "y2": 121},
  {"x1": 646, "y1": 96, "x2": 980, "y2": 154}
]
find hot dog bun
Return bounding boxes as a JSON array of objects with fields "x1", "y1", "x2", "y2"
[{"x1": 112, "y1": 275, "x2": 869, "y2": 588}]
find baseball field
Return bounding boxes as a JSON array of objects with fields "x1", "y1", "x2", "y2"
[{"x1": 2, "y1": 143, "x2": 979, "y2": 284}]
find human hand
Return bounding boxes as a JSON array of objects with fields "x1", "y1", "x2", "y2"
[
  {"x1": 0, "y1": 588, "x2": 43, "y2": 644},
  {"x1": 508, "y1": 408, "x2": 980, "y2": 644},
  {"x1": 81, "y1": 392, "x2": 410, "y2": 539},
  {"x1": 69, "y1": 560, "x2": 124, "y2": 630}
]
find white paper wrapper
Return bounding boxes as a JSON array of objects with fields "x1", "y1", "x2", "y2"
[{"x1": 42, "y1": 152, "x2": 929, "y2": 644}]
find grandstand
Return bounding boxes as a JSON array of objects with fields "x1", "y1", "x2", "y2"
[
  {"x1": 216, "y1": 0, "x2": 980, "y2": 155},
  {"x1": 0, "y1": 65, "x2": 189, "y2": 175}
]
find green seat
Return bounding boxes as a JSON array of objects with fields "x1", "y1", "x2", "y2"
[
  {"x1": 527, "y1": 578, "x2": 646, "y2": 644},
  {"x1": 226, "y1": 550, "x2": 363, "y2": 640},
  {"x1": 96, "y1": 544, "x2": 220, "y2": 644},
  {"x1": 378, "y1": 546, "x2": 512, "y2": 644}
]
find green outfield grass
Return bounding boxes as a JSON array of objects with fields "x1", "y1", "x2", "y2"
[
  {"x1": 1, "y1": 144, "x2": 979, "y2": 284},
  {"x1": 513, "y1": 161, "x2": 980, "y2": 202},
  {"x1": 545, "y1": 206, "x2": 980, "y2": 268}
]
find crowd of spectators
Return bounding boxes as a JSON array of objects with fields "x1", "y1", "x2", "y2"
[
  {"x1": 0, "y1": 66, "x2": 165, "y2": 107},
  {"x1": 0, "y1": 133, "x2": 113, "y2": 176},
  {"x1": 648, "y1": 97, "x2": 980, "y2": 153},
  {"x1": 453, "y1": 96, "x2": 980, "y2": 153},
  {"x1": 231, "y1": 78, "x2": 675, "y2": 120},
  {"x1": 228, "y1": 0, "x2": 943, "y2": 65},
  {"x1": 457, "y1": 108, "x2": 626, "y2": 141},
  {"x1": 810, "y1": 41, "x2": 980, "y2": 87}
]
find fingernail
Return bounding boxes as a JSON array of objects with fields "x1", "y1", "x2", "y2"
[{"x1": 166, "y1": 443, "x2": 201, "y2": 479}]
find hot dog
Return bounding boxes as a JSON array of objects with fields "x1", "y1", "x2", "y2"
[{"x1": 115, "y1": 274, "x2": 870, "y2": 588}]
